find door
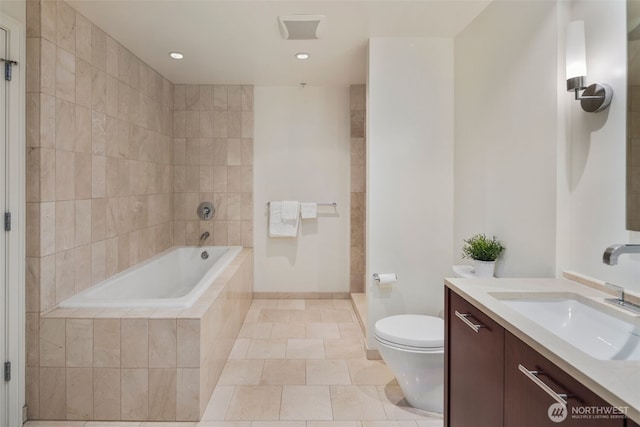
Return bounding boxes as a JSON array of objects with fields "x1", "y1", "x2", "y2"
[
  {"x1": 446, "y1": 289, "x2": 505, "y2": 427},
  {"x1": 0, "y1": 22, "x2": 7, "y2": 426},
  {"x1": 0, "y1": 12, "x2": 25, "y2": 427}
]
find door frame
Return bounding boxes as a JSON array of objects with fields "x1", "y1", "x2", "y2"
[{"x1": 1, "y1": 11, "x2": 26, "y2": 427}]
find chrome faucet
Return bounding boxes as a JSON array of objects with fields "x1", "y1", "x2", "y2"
[
  {"x1": 605, "y1": 283, "x2": 625, "y2": 303},
  {"x1": 200, "y1": 231, "x2": 210, "y2": 246},
  {"x1": 602, "y1": 244, "x2": 640, "y2": 314},
  {"x1": 602, "y1": 244, "x2": 640, "y2": 265},
  {"x1": 604, "y1": 282, "x2": 640, "y2": 314}
]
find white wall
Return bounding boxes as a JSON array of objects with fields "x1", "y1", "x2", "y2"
[
  {"x1": 454, "y1": 1, "x2": 559, "y2": 278},
  {"x1": 453, "y1": 0, "x2": 640, "y2": 292},
  {"x1": 366, "y1": 38, "x2": 454, "y2": 348},
  {"x1": 564, "y1": 0, "x2": 640, "y2": 291},
  {"x1": 1, "y1": 0, "x2": 25, "y2": 25},
  {"x1": 253, "y1": 86, "x2": 351, "y2": 293}
]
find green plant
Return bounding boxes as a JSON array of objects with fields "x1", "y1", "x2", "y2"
[{"x1": 462, "y1": 234, "x2": 505, "y2": 261}]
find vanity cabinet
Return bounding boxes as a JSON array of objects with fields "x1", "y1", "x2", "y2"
[
  {"x1": 446, "y1": 290, "x2": 504, "y2": 427},
  {"x1": 445, "y1": 287, "x2": 627, "y2": 427},
  {"x1": 504, "y1": 331, "x2": 623, "y2": 427}
]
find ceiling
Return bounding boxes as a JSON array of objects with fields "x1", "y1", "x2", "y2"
[{"x1": 67, "y1": 0, "x2": 492, "y2": 86}]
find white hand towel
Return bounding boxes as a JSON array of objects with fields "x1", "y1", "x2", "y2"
[
  {"x1": 281, "y1": 201, "x2": 300, "y2": 220},
  {"x1": 269, "y1": 201, "x2": 299, "y2": 237},
  {"x1": 300, "y1": 202, "x2": 317, "y2": 219}
]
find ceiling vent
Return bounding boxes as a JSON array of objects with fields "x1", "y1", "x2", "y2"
[{"x1": 278, "y1": 15, "x2": 324, "y2": 40}]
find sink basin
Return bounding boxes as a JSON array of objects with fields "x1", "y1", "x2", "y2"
[{"x1": 495, "y1": 295, "x2": 640, "y2": 360}]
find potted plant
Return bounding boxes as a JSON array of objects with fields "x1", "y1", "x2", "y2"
[{"x1": 461, "y1": 234, "x2": 505, "y2": 277}]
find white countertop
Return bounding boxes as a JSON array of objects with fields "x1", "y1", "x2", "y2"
[{"x1": 445, "y1": 276, "x2": 640, "y2": 423}]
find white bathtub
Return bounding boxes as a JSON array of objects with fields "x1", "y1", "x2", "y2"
[{"x1": 59, "y1": 246, "x2": 243, "y2": 309}]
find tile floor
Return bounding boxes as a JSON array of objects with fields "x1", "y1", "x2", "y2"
[{"x1": 25, "y1": 299, "x2": 443, "y2": 427}]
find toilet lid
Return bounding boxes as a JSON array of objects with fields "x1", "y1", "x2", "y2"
[{"x1": 374, "y1": 314, "x2": 444, "y2": 349}]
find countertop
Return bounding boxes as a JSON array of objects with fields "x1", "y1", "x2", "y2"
[{"x1": 445, "y1": 275, "x2": 640, "y2": 423}]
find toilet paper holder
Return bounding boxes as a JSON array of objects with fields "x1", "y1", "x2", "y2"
[{"x1": 373, "y1": 273, "x2": 398, "y2": 283}]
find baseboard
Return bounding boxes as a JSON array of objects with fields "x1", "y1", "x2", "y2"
[
  {"x1": 350, "y1": 293, "x2": 367, "y2": 334},
  {"x1": 366, "y1": 348, "x2": 381, "y2": 360},
  {"x1": 253, "y1": 292, "x2": 351, "y2": 299}
]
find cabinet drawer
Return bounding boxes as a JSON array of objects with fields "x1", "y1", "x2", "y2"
[
  {"x1": 505, "y1": 331, "x2": 625, "y2": 427},
  {"x1": 446, "y1": 289, "x2": 505, "y2": 427}
]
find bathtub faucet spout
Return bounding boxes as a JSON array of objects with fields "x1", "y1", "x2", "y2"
[{"x1": 200, "y1": 232, "x2": 210, "y2": 246}]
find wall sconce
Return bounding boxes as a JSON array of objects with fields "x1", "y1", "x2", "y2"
[{"x1": 566, "y1": 20, "x2": 613, "y2": 113}]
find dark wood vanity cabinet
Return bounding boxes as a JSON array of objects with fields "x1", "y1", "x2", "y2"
[
  {"x1": 445, "y1": 287, "x2": 627, "y2": 427},
  {"x1": 446, "y1": 289, "x2": 505, "y2": 427},
  {"x1": 504, "y1": 331, "x2": 623, "y2": 427}
]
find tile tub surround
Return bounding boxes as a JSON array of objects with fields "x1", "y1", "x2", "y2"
[
  {"x1": 172, "y1": 84, "x2": 254, "y2": 248},
  {"x1": 25, "y1": 1, "x2": 257, "y2": 422},
  {"x1": 30, "y1": 248, "x2": 253, "y2": 422},
  {"x1": 350, "y1": 85, "x2": 366, "y2": 294},
  {"x1": 26, "y1": 0, "x2": 175, "y2": 313},
  {"x1": 26, "y1": 0, "x2": 175, "y2": 421}
]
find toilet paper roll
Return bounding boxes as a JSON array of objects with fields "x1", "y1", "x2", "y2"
[{"x1": 374, "y1": 273, "x2": 398, "y2": 285}]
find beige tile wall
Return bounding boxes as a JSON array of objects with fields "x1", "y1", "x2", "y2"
[
  {"x1": 25, "y1": 1, "x2": 257, "y2": 421},
  {"x1": 172, "y1": 84, "x2": 254, "y2": 247},
  {"x1": 26, "y1": 0, "x2": 174, "y2": 314},
  {"x1": 350, "y1": 85, "x2": 366, "y2": 293},
  {"x1": 25, "y1": 0, "x2": 174, "y2": 421}
]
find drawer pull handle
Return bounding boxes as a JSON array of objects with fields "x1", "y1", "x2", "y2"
[
  {"x1": 518, "y1": 364, "x2": 568, "y2": 406},
  {"x1": 454, "y1": 310, "x2": 485, "y2": 332}
]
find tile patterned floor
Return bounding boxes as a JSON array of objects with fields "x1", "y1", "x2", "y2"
[{"x1": 25, "y1": 299, "x2": 444, "y2": 427}]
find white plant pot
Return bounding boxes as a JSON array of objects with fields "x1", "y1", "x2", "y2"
[{"x1": 473, "y1": 260, "x2": 495, "y2": 278}]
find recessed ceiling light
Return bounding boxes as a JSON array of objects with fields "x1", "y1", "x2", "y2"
[
  {"x1": 169, "y1": 52, "x2": 184, "y2": 60},
  {"x1": 295, "y1": 52, "x2": 310, "y2": 60}
]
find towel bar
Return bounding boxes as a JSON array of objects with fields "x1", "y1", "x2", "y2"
[{"x1": 267, "y1": 202, "x2": 337, "y2": 207}]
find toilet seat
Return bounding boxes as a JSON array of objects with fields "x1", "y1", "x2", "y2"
[{"x1": 374, "y1": 314, "x2": 444, "y2": 350}]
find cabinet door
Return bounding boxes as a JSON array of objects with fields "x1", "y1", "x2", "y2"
[
  {"x1": 446, "y1": 289, "x2": 505, "y2": 427},
  {"x1": 505, "y1": 331, "x2": 625, "y2": 427}
]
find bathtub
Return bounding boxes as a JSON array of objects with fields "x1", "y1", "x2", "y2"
[{"x1": 59, "y1": 245, "x2": 243, "y2": 309}]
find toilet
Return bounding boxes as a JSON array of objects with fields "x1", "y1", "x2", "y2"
[{"x1": 374, "y1": 314, "x2": 444, "y2": 413}]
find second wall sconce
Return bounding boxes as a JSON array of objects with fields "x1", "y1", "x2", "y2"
[{"x1": 566, "y1": 20, "x2": 613, "y2": 113}]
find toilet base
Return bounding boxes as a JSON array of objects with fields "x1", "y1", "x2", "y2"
[
  {"x1": 396, "y1": 368, "x2": 444, "y2": 413},
  {"x1": 376, "y1": 338, "x2": 444, "y2": 413}
]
